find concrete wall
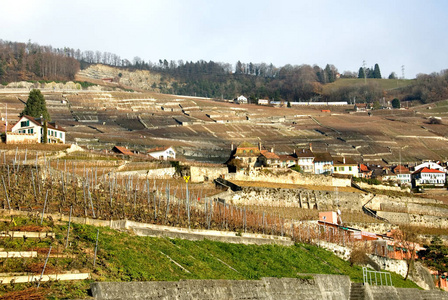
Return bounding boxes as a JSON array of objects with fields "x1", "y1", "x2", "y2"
[
  {"x1": 226, "y1": 169, "x2": 352, "y2": 187},
  {"x1": 6, "y1": 132, "x2": 38, "y2": 144},
  {"x1": 366, "y1": 285, "x2": 448, "y2": 300},
  {"x1": 0, "y1": 209, "x2": 292, "y2": 246},
  {"x1": 91, "y1": 275, "x2": 351, "y2": 300},
  {"x1": 90, "y1": 277, "x2": 448, "y2": 300},
  {"x1": 190, "y1": 166, "x2": 228, "y2": 183}
]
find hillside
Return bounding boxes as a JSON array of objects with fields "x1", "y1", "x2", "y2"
[
  {"x1": 0, "y1": 214, "x2": 420, "y2": 299},
  {"x1": 0, "y1": 86, "x2": 447, "y2": 164}
]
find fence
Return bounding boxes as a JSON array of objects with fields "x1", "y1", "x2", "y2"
[{"x1": 362, "y1": 267, "x2": 392, "y2": 286}]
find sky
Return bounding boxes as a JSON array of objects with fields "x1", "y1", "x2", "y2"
[{"x1": 1, "y1": 0, "x2": 447, "y2": 78}]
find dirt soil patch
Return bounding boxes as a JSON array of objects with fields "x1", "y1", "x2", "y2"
[{"x1": 10, "y1": 225, "x2": 48, "y2": 232}]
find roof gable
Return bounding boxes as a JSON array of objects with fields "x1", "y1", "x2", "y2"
[
  {"x1": 294, "y1": 149, "x2": 314, "y2": 158},
  {"x1": 413, "y1": 167, "x2": 445, "y2": 174},
  {"x1": 147, "y1": 146, "x2": 174, "y2": 154},
  {"x1": 15, "y1": 115, "x2": 66, "y2": 132},
  {"x1": 359, "y1": 164, "x2": 371, "y2": 172},
  {"x1": 112, "y1": 146, "x2": 134, "y2": 156},
  {"x1": 260, "y1": 150, "x2": 280, "y2": 160}
]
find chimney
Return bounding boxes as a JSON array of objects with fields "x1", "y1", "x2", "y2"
[
  {"x1": 231, "y1": 143, "x2": 234, "y2": 151},
  {"x1": 270, "y1": 147, "x2": 274, "y2": 153},
  {"x1": 258, "y1": 142, "x2": 262, "y2": 151},
  {"x1": 309, "y1": 143, "x2": 313, "y2": 152},
  {"x1": 343, "y1": 157, "x2": 346, "y2": 164},
  {"x1": 293, "y1": 149, "x2": 296, "y2": 154}
]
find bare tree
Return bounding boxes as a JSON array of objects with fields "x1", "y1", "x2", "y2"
[{"x1": 392, "y1": 226, "x2": 420, "y2": 280}]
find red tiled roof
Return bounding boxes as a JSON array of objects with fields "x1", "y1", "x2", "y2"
[
  {"x1": 413, "y1": 167, "x2": 445, "y2": 174},
  {"x1": 260, "y1": 150, "x2": 280, "y2": 160},
  {"x1": 359, "y1": 164, "x2": 371, "y2": 172},
  {"x1": 393, "y1": 165, "x2": 410, "y2": 174},
  {"x1": 112, "y1": 146, "x2": 134, "y2": 156}
]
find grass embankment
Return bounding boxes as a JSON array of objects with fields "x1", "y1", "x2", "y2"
[
  {"x1": 322, "y1": 78, "x2": 414, "y2": 93},
  {"x1": 0, "y1": 215, "x2": 419, "y2": 299}
]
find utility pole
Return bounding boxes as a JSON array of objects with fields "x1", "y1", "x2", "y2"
[
  {"x1": 363, "y1": 60, "x2": 367, "y2": 85},
  {"x1": 4, "y1": 104, "x2": 7, "y2": 134}
]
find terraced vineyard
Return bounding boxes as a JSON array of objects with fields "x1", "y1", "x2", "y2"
[{"x1": 1, "y1": 86, "x2": 447, "y2": 165}]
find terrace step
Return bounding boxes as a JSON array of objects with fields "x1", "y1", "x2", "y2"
[
  {"x1": 349, "y1": 282, "x2": 366, "y2": 300},
  {"x1": 0, "y1": 251, "x2": 37, "y2": 258},
  {"x1": 0, "y1": 273, "x2": 91, "y2": 284},
  {"x1": 0, "y1": 231, "x2": 55, "y2": 238}
]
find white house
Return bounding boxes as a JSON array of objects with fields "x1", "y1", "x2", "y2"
[
  {"x1": 314, "y1": 152, "x2": 333, "y2": 175},
  {"x1": 393, "y1": 165, "x2": 412, "y2": 185},
  {"x1": 333, "y1": 157, "x2": 358, "y2": 177},
  {"x1": 235, "y1": 95, "x2": 248, "y2": 104},
  {"x1": 294, "y1": 148, "x2": 315, "y2": 173},
  {"x1": 414, "y1": 161, "x2": 446, "y2": 173},
  {"x1": 10, "y1": 115, "x2": 66, "y2": 144},
  {"x1": 147, "y1": 146, "x2": 176, "y2": 160},
  {"x1": 258, "y1": 99, "x2": 269, "y2": 105},
  {"x1": 412, "y1": 167, "x2": 446, "y2": 187}
]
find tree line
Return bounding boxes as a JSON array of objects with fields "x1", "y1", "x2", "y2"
[
  {"x1": 0, "y1": 40, "x2": 80, "y2": 83},
  {"x1": 2, "y1": 40, "x2": 448, "y2": 105}
]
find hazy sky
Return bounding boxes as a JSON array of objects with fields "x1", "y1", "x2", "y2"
[{"x1": 1, "y1": 0, "x2": 447, "y2": 78}]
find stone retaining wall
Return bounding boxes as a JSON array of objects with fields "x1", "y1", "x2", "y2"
[
  {"x1": 376, "y1": 211, "x2": 448, "y2": 229},
  {"x1": 226, "y1": 169, "x2": 352, "y2": 187},
  {"x1": 358, "y1": 182, "x2": 410, "y2": 192},
  {"x1": 380, "y1": 202, "x2": 448, "y2": 218},
  {"x1": 222, "y1": 186, "x2": 367, "y2": 211}
]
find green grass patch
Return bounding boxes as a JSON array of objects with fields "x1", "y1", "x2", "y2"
[{"x1": 323, "y1": 78, "x2": 415, "y2": 92}]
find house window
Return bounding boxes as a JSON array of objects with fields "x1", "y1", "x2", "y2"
[
  {"x1": 60, "y1": 132, "x2": 63, "y2": 138},
  {"x1": 349, "y1": 167, "x2": 352, "y2": 171},
  {"x1": 21, "y1": 120, "x2": 30, "y2": 127}
]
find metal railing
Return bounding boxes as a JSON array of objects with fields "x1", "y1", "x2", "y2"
[{"x1": 362, "y1": 267, "x2": 393, "y2": 286}]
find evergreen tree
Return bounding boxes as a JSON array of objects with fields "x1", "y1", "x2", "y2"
[
  {"x1": 391, "y1": 98, "x2": 401, "y2": 108},
  {"x1": 21, "y1": 89, "x2": 51, "y2": 121},
  {"x1": 388, "y1": 72, "x2": 397, "y2": 79},
  {"x1": 373, "y1": 63, "x2": 382, "y2": 78},
  {"x1": 358, "y1": 67, "x2": 365, "y2": 79},
  {"x1": 42, "y1": 120, "x2": 48, "y2": 143},
  {"x1": 324, "y1": 64, "x2": 336, "y2": 83}
]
